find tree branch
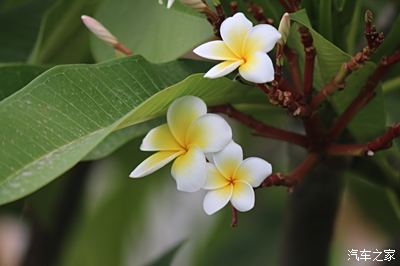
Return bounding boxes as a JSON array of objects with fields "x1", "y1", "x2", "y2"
[
  {"x1": 209, "y1": 104, "x2": 309, "y2": 148},
  {"x1": 284, "y1": 46, "x2": 303, "y2": 94},
  {"x1": 299, "y1": 26, "x2": 316, "y2": 100},
  {"x1": 257, "y1": 83, "x2": 311, "y2": 118},
  {"x1": 326, "y1": 123, "x2": 400, "y2": 156},
  {"x1": 327, "y1": 50, "x2": 400, "y2": 140},
  {"x1": 261, "y1": 153, "x2": 319, "y2": 188}
]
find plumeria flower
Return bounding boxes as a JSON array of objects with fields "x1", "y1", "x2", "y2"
[
  {"x1": 193, "y1": 12, "x2": 281, "y2": 83},
  {"x1": 130, "y1": 96, "x2": 232, "y2": 192},
  {"x1": 203, "y1": 141, "x2": 272, "y2": 215}
]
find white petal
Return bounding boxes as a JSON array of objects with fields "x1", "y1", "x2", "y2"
[
  {"x1": 140, "y1": 124, "x2": 182, "y2": 151},
  {"x1": 204, "y1": 163, "x2": 229, "y2": 190},
  {"x1": 171, "y1": 147, "x2": 206, "y2": 192},
  {"x1": 235, "y1": 157, "x2": 272, "y2": 187},
  {"x1": 245, "y1": 24, "x2": 281, "y2": 53},
  {"x1": 167, "y1": 96, "x2": 207, "y2": 146},
  {"x1": 239, "y1": 52, "x2": 274, "y2": 83},
  {"x1": 220, "y1": 12, "x2": 252, "y2": 57},
  {"x1": 167, "y1": 0, "x2": 175, "y2": 8},
  {"x1": 212, "y1": 141, "x2": 243, "y2": 178},
  {"x1": 193, "y1": 40, "x2": 239, "y2": 61},
  {"x1": 204, "y1": 60, "x2": 243, "y2": 79},
  {"x1": 231, "y1": 181, "x2": 255, "y2": 212},
  {"x1": 186, "y1": 114, "x2": 232, "y2": 153},
  {"x1": 203, "y1": 185, "x2": 233, "y2": 215},
  {"x1": 129, "y1": 151, "x2": 183, "y2": 178}
]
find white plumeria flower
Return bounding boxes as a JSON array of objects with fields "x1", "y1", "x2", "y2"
[
  {"x1": 203, "y1": 141, "x2": 272, "y2": 215},
  {"x1": 130, "y1": 96, "x2": 232, "y2": 192},
  {"x1": 193, "y1": 12, "x2": 281, "y2": 83}
]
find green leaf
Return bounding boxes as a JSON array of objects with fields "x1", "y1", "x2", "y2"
[
  {"x1": 289, "y1": 10, "x2": 386, "y2": 141},
  {"x1": 92, "y1": 0, "x2": 212, "y2": 63},
  {"x1": 318, "y1": 0, "x2": 333, "y2": 41},
  {"x1": 28, "y1": 0, "x2": 99, "y2": 64},
  {"x1": 0, "y1": 0, "x2": 53, "y2": 62},
  {"x1": 0, "y1": 55, "x2": 261, "y2": 205},
  {"x1": 0, "y1": 64, "x2": 46, "y2": 100},
  {"x1": 83, "y1": 118, "x2": 163, "y2": 161},
  {"x1": 347, "y1": 171, "x2": 400, "y2": 236}
]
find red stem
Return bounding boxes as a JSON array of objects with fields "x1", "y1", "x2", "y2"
[
  {"x1": 231, "y1": 205, "x2": 238, "y2": 227},
  {"x1": 284, "y1": 46, "x2": 303, "y2": 95},
  {"x1": 299, "y1": 26, "x2": 316, "y2": 100},
  {"x1": 209, "y1": 104, "x2": 309, "y2": 148},
  {"x1": 113, "y1": 43, "x2": 133, "y2": 55},
  {"x1": 261, "y1": 153, "x2": 319, "y2": 187},
  {"x1": 326, "y1": 123, "x2": 400, "y2": 156}
]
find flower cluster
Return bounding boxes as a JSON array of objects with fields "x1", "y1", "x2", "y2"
[{"x1": 130, "y1": 96, "x2": 272, "y2": 214}]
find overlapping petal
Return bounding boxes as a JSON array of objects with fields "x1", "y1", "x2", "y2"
[
  {"x1": 186, "y1": 114, "x2": 232, "y2": 153},
  {"x1": 129, "y1": 151, "x2": 183, "y2": 178},
  {"x1": 220, "y1": 12, "x2": 252, "y2": 56},
  {"x1": 140, "y1": 124, "x2": 182, "y2": 151},
  {"x1": 239, "y1": 52, "x2": 274, "y2": 83},
  {"x1": 203, "y1": 185, "x2": 233, "y2": 215},
  {"x1": 167, "y1": 96, "x2": 207, "y2": 146},
  {"x1": 204, "y1": 163, "x2": 229, "y2": 190},
  {"x1": 230, "y1": 181, "x2": 255, "y2": 212},
  {"x1": 212, "y1": 141, "x2": 243, "y2": 178},
  {"x1": 204, "y1": 60, "x2": 243, "y2": 79},
  {"x1": 171, "y1": 147, "x2": 206, "y2": 192},
  {"x1": 193, "y1": 40, "x2": 239, "y2": 61},
  {"x1": 245, "y1": 24, "x2": 282, "y2": 53},
  {"x1": 235, "y1": 157, "x2": 272, "y2": 187}
]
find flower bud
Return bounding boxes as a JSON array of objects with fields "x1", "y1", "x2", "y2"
[
  {"x1": 165, "y1": 0, "x2": 207, "y2": 11},
  {"x1": 81, "y1": 15, "x2": 118, "y2": 47},
  {"x1": 278, "y1": 12, "x2": 290, "y2": 45},
  {"x1": 181, "y1": 0, "x2": 207, "y2": 11}
]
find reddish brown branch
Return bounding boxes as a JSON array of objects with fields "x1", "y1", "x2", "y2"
[
  {"x1": 231, "y1": 205, "x2": 238, "y2": 227},
  {"x1": 364, "y1": 10, "x2": 384, "y2": 51},
  {"x1": 230, "y1": 1, "x2": 238, "y2": 15},
  {"x1": 299, "y1": 26, "x2": 316, "y2": 100},
  {"x1": 311, "y1": 45, "x2": 385, "y2": 109},
  {"x1": 326, "y1": 123, "x2": 400, "y2": 156},
  {"x1": 311, "y1": 10, "x2": 386, "y2": 109},
  {"x1": 261, "y1": 153, "x2": 319, "y2": 187},
  {"x1": 200, "y1": 6, "x2": 221, "y2": 37},
  {"x1": 209, "y1": 104, "x2": 309, "y2": 148},
  {"x1": 327, "y1": 50, "x2": 400, "y2": 140},
  {"x1": 284, "y1": 46, "x2": 303, "y2": 94},
  {"x1": 247, "y1": 2, "x2": 273, "y2": 24},
  {"x1": 257, "y1": 83, "x2": 311, "y2": 118},
  {"x1": 278, "y1": 0, "x2": 292, "y2": 12}
]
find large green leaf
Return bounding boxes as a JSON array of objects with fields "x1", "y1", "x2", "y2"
[
  {"x1": 92, "y1": 0, "x2": 212, "y2": 63},
  {"x1": 0, "y1": 55, "x2": 260, "y2": 205},
  {"x1": 28, "y1": 0, "x2": 99, "y2": 64},
  {"x1": 288, "y1": 10, "x2": 386, "y2": 141},
  {"x1": 0, "y1": 64, "x2": 46, "y2": 100},
  {"x1": 83, "y1": 118, "x2": 162, "y2": 161}
]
